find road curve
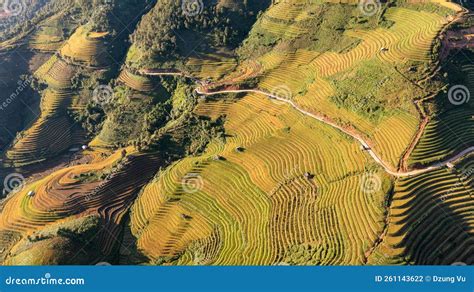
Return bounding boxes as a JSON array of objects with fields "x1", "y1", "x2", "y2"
[
  {"x1": 195, "y1": 87, "x2": 474, "y2": 177},
  {"x1": 136, "y1": 4, "x2": 473, "y2": 177},
  {"x1": 139, "y1": 69, "x2": 474, "y2": 177}
]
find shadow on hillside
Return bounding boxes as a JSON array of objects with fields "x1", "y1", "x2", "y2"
[
  {"x1": 390, "y1": 47, "x2": 474, "y2": 265},
  {"x1": 0, "y1": 49, "x2": 43, "y2": 153},
  {"x1": 115, "y1": 215, "x2": 150, "y2": 265},
  {"x1": 391, "y1": 158, "x2": 474, "y2": 265}
]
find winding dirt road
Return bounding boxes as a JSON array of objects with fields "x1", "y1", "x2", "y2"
[
  {"x1": 194, "y1": 87, "x2": 474, "y2": 177},
  {"x1": 138, "y1": 66, "x2": 474, "y2": 177},
  {"x1": 138, "y1": 5, "x2": 474, "y2": 178}
]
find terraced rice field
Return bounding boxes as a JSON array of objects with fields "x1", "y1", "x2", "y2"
[
  {"x1": 369, "y1": 156, "x2": 473, "y2": 265},
  {"x1": 0, "y1": 148, "x2": 161, "y2": 263},
  {"x1": 223, "y1": 2, "x2": 454, "y2": 170},
  {"x1": 408, "y1": 109, "x2": 474, "y2": 167},
  {"x1": 464, "y1": 63, "x2": 474, "y2": 91},
  {"x1": 405, "y1": 50, "x2": 474, "y2": 168},
  {"x1": 130, "y1": 93, "x2": 389, "y2": 265},
  {"x1": 0, "y1": 149, "x2": 123, "y2": 260},
  {"x1": 5, "y1": 55, "x2": 77, "y2": 166},
  {"x1": 5, "y1": 116, "x2": 73, "y2": 166},
  {"x1": 118, "y1": 70, "x2": 155, "y2": 92},
  {"x1": 126, "y1": 0, "x2": 469, "y2": 266},
  {"x1": 0, "y1": 0, "x2": 469, "y2": 267},
  {"x1": 372, "y1": 113, "x2": 421, "y2": 168},
  {"x1": 89, "y1": 136, "x2": 116, "y2": 149},
  {"x1": 185, "y1": 53, "x2": 237, "y2": 80},
  {"x1": 6, "y1": 23, "x2": 115, "y2": 167},
  {"x1": 60, "y1": 26, "x2": 109, "y2": 66},
  {"x1": 30, "y1": 26, "x2": 64, "y2": 52},
  {"x1": 29, "y1": 13, "x2": 69, "y2": 53},
  {"x1": 34, "y1": 55, "x2": 75, "y2": 90}
]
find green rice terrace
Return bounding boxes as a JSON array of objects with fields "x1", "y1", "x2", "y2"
[{"x1": 0, "y1": 0, "x2": 472, "y2": 266}]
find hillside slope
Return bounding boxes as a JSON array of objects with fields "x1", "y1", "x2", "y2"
[{"x1": 0, "y1": 0, "x2": 472, "y2": 266}]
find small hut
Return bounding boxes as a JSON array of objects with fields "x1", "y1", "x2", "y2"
[{"x1": 304, "y1": 172, "x2": 315, "y2": 180}]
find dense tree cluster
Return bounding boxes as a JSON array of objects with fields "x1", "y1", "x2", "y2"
[
  {"x1": 0, "y1": 0, "x2": 151, "y2": 42},
  {"x1": 0, "y1": 0, "x2": 56, "y2": 42},
  {"x1": 130, "y1": 0, "x2": 270, "y2": 63}
]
